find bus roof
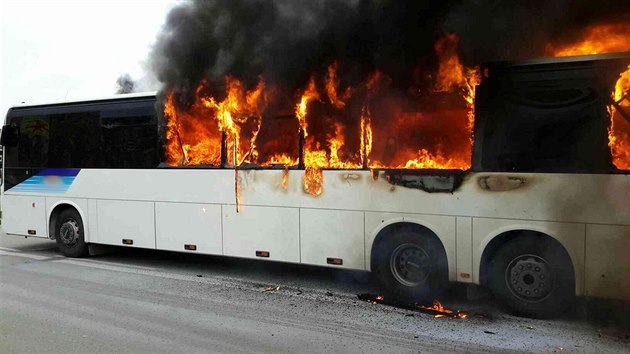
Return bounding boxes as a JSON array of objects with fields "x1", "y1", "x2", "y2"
[
  {"x1": 483, "y1": 51, "x2": 630, "y2": 68},
  {"x1": 7, "y1": 91, "x2": 157, "y2": 112}
]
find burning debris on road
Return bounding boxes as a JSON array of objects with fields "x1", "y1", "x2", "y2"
[{"x1": 357, "y1": 293, "x2": 468, "y2": 319}]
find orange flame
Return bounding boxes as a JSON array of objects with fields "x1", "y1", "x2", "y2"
[
  {"x1": 201, "y1": 76, "x2": 266, "y2": 166},
  {"x1": 609, "y1": 66, "x2": 630, "y2": 170},
  {"x1": 360, "y1": 106, "x2": 373, "y2": 167},
  {"x1": 326, "y1": 62, "x2": 352, "y2": 109},
  {"x1": 165, "y1": 34, "x2": 480, "y2": 198},
  {"x1": 547, "y1": 23, "x2": 630, "y2": 57},
  {"x1": 366, "y1": 34, "x2": 478, "y2": 170},
  {"x1": 296, "y1": 76, "x2": 320, "y2": 138},
  {"x1": 164, "y1": 89, "x2": 222, "y2": 166},
  {"x1": 418, "y1": 300, "x2": 468, "y2": 319},
  {"x1": 281, "y1": 168, "x2": 289, "y2": 191},
  {"x1": 434, "y1": 33, "x2": 481, "y2": 133}
]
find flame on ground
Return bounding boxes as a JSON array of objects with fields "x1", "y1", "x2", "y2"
[
  {"x1": 418, "y1": 300, "x2": 468, "y2": 319},
  {"x1": 359, "y1": 294, "x2": 468, "y2": 319}
]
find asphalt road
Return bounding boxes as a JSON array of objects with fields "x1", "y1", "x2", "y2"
[{"x1": 1, "y1": 232, "x2": 628, "y2": 354}]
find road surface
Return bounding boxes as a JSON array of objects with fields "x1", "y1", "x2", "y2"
[{"x1": 1, "y1": 232, "x2": 628, "y2": 353}]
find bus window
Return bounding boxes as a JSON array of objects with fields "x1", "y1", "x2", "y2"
[
  {"x1": 100, "y1": 107, "x2": 159, "y2": 168},
  {"x1": 246, "y1": 114, "x2": 299, "y2": 168},
  {"x1": 48, "y1": 111, "x2": 100, "y2": 168},
  {"x1": 2, "y1": 115, "x2": 50, "y2": 190},
  {"x1": 476, "y1": 73, "x2": 614, "y2": 173},
  {"x1": 10, "y1": 115, "x2": 50, "y2": 168}
]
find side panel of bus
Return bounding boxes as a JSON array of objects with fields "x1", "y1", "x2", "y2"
[
  {"x1": 2, "y1": 195, "x2": 47, "y2": 237},
  {"x1": 4, "y1": 169, "x2": 630, "y2": 300}
]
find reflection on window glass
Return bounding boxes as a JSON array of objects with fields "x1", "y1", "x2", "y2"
[{"x1": 16, "y1": 116, "x2": 50, "y2": 168}]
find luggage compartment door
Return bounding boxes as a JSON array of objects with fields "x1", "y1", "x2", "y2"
[
  {"x1": 222, "y1": 205, "x2": 299, "y2": 263},
  {"x1": 155, "y1": 202, "x2": 222, "y2": 255},
  {"x1": 96, "y1": 200, "x2": 155, "y2": 248},
  {"x1": 2, "y1": 195, "x2": 47, "y2": 237}
]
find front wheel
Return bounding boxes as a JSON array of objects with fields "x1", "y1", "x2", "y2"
[
  {"x1": 488, "y1": 236, "x2": 575, "y2": 318},
  {"x1": 55, "y1": 208, "x2": 88, "y2": 258},
  {"x1": 373, "y1": 227, "x2": 448, "y2": 303}
]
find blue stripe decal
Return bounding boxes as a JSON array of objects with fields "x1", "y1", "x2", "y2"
[
  {"x1": 38, "y1": 168, "x2": 80, "y2": 177},
  {"x1": 7, "y1": 169, "x2": 80, "y2": 194}
]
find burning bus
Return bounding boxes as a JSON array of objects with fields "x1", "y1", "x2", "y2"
[
  {"x1": 2, "y1": 48, "x2": 628, "y2": 317},
  {"x1": 2, "y1": 0, "x2": 630, "y2": 318}
]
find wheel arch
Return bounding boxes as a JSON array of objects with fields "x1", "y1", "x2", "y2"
[
  {"x1": 368, "y1": 219, "x2": 450, "y2": 276},
  {"x1": 48, "y1": 200, "x2": 88, "y2": 241},
  {"x1": 478, "y1": 228, "x2": 577, "y2": 293}
]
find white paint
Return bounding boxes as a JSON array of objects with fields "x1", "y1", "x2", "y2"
[
  {"x1": 96, "y1": 199, "x2": 155, "y2": 249},
  {"x1": 585, "y1": 224, "x2": 630, "y2": 300},
  {"x1": 156, "y1": 202, "x2": 222, "y2": 255},
  {"x1": 456, "y1": 217, "x2": 473, "y2": 283},
  {"x1": 300, "y1": 208, "x2": 364, "y2": 269},
  {"x1": 222, "y1": 205, "x2": 300, "y2": 263},
  {"x1": 3, "y1": 169, "x2": 630, "y2": 300},
  {"x1": 2, "y1": 195, "x2": 47, "y2": 237}
]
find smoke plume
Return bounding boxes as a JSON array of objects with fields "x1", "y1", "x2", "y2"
[
  {"x1": 115, "y1": 73, "x2": 136, "y2": 94},
  {"x1": 150, "y1": 0, "x2": 456, "y2": 100},
  {"x1": 150, "y1": 0, "x2": 630, "y2": 99}
]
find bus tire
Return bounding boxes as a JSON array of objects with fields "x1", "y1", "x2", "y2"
[
  {"x1": 373, "y1": 227, "x2": 448, "y2": 304},
  {"x1": 488, "y1": 236, "x2": 575, "y2": 318},
  {"x1": 55, "y1": 208, "x2": 88, "y2": 258}
]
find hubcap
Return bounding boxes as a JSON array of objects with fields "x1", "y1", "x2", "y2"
[
  {"x1": 505, "y1": 254, "x2": 553, "y2": 302},
  {"x1": 390, "y1": 243, "x2": 431, "y2": 287},
  {"x1": 59, "y1": 219, "x2": 79, "y2": 247}
]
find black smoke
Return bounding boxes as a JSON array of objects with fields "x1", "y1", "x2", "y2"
[
  {"x1": 150, "y1": 0, "x2": 457, "y2": 100},
  {"x1": 150, "y1": 0, "x2": 630, "y2": 102}
]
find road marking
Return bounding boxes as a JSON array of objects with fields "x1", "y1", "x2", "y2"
[
  {"x1": 0, "y1": 250, "x2": 56, "y2": 261},
  {"x1": 73, "y1": 257, "x2": 159, "y2": 271},
  {"x1": 0, "y1": 246, "x2": 21, "y2": 252},
  {"x1": 55, "y1": 258, "x2": 234, "y2": 286}
]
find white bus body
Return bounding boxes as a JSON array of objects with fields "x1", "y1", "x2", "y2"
[{"x1": 3, "y1": 169, "x2": 629, "y2": 300}]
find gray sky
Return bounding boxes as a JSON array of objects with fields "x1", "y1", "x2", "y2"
[{"x1": 1, "y1": 0, "x2": 180, "y2": 121}]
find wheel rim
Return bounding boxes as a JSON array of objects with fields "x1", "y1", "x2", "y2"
[
  {"x1": 390, "y1": 243, "x2": 431, "y2": 287},
  {"x1": 505, "y1": 254, "x2": 554, "y2": 303},
  {"x1": 59, "y1": 219, "x2": 80, "y2": 247}
]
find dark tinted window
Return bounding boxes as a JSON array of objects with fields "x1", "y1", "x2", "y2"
[
  {"x1": 48, "y1": 111, "x2": 100, "y2": 168},
  {"x1": 474, "y1": 60, "x2": 622, "y2": 173},
  {"x1": 4, "y1": 115, "x2": 50, "y2": 168},
  {"x1": 100, "y1": 107, "x2": 158, "y2": 168}
]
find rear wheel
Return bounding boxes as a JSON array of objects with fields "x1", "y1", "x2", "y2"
[
  {"x1": 488, "y1": 235, "x2": 575, "y2": 317},
  {"x1": 373, "y1": 227, "x2": 448, "y2": 303},
  {"x1": 55, "y1": 208, "x2": 88, "y2": 258}
]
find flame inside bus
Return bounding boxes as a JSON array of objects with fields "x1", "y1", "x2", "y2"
[{"x1": 163, "y1": 34, "x2": 479, "y2": 196}]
